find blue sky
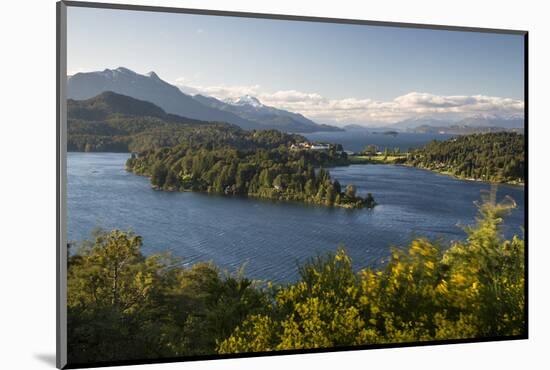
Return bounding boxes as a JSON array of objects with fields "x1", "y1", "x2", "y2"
[{"x1": 67, "y1": 7, "x2": 525, "y2": 125}]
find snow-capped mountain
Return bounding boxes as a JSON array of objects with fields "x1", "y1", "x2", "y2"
[
  {"x1": 228, "y1": 95, "x2": 263, "y2": 108},
  {"x1": 193, "y1": 94, "x2": 342, "y2": 133},
  {"x1": 67, "y1": 67, "x2": 340, "y2": 132},
  {"x1": 67, "y1": 67, "x2": 259, "y2": 129}
]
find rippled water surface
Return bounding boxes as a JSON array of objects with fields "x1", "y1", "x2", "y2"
[{"x1": 68, "y1": 152, "x2": 524, "y2": 282}]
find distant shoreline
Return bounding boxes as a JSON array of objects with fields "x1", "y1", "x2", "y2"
[
  {"x1": 401, "y1": 164, "x2": 525, "y2": 187},
  {"x1": 68, "y1": 151, "x2": 525, "y2": 187},
  {"x1": 346, "y1": 155, "x2": 524, "y2": 187}
]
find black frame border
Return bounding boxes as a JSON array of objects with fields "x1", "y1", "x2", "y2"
[{"x1": 56, "y1": 1, "x2": 529, "y2": 369}]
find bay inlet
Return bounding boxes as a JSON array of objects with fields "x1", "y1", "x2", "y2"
[{"x1": 68, "y1": 151, "x2": 524, "y2": 283}]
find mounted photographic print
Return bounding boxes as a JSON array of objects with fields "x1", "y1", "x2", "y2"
[{"x1": 56, "y1": 1, "x2": 528, "y2": 368}]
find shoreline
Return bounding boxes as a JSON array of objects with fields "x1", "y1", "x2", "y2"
[
  {"x1": 70, "y1": 151, "x2": 525, "y2": 188},
  {"x1": 127, "y1": 168, "x2": 375, "y2": 210},
  {"x1": 346, "y1": 155, "x2": 524, "y2": 187},
  {"x1": 406, "y1": 165, "x2": 524, "y2": 187},
  {"x1": 397, "y1": 163, "x2": 524, "y2": 187}
]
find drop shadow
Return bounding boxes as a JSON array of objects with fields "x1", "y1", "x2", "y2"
[{"x1": 34, "y1": 353, "x2": 56, "y2": 367}]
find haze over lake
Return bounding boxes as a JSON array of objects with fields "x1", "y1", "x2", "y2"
[{"x1": 68, "y1": 149, "x2": 524, "y2": 283}]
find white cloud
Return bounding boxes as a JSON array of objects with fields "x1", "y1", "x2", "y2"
[
  {"x1": 198, "y1": 84, "x2": 262, "y2": 99},
  {"x1": 174, "y1": 79, "x2": 524, "y2": 126},
  {"x1": 173, "y1": 79, "x2": 261, "y2": 100}
]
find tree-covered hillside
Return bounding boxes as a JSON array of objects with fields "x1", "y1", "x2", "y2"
[
  {"x1": 67, "y1": 91, "x2": 245, "y2": 152},
  {"x1": 405, "y1": 132, "x2": 525, "y2": 184},
  {"x1": 67, "y1": 196, "x2": 525, "y2": 365}
]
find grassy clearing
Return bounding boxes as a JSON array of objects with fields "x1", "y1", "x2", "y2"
[{"x1": 348, "y1": 155, "x2": 406, "y2": 164}]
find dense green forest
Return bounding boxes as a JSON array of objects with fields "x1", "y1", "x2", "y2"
[
  {"x1": 67, "y1": 196, "x2": 525, "y2": 365},
  {"x1": 405, "y1": 132, "x2": 525, "y2": 184},
  {"x1": 69, "y1": 91, "x2": 373, "y2": 208},
  {"x1": 68, "y1": 91, "x2": 259, "y2": 152},
  {"x1": 126, "y1": 130, "x2": 373, "y2": 209}
]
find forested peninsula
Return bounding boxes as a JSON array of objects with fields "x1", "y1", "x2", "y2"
[
  {"x1": 126, "y1": 131, "x2": 374, "y2": 209},
  {"x1": 349, "y1": 132, "x2": 525, "y2": 185},
  {"x1": 69, "y1": 91, "x2": 375, "y2": 208},
  {"x1": 404, "y1": 132, "x2": 525, "y2": 184}
]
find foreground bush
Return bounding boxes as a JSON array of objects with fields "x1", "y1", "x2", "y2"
[
  {"x1": 218, "y1": 194, "x2": 524, "y2": 352},
  {"x1": 67, "y1": 194, "x2": 524, "y2": 364},
  {"x1": 67, "y1": 232, "x2": 267, "y2": 363}
]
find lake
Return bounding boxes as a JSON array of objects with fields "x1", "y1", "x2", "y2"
[
  {"x1": 67, "y1": 152, "x2": 524, "y2": 283},
  {"x1": 304, "y1": 131, "x2": 455, "y2": 152}
]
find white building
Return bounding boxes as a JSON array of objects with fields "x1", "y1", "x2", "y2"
[{"x1": 310, "y1": 144, "x2": 331, "y2": 150}]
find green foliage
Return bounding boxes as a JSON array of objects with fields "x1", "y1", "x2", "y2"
[
  {"x1": 67, "y1": 92, "x2": 308, "y2": 153},
  {"x1": 345, "y1": 184, "x2": 356, "y2": 198},
  {"x1": 67, "y1": 230, "x2": 268, "y2": 364},
  {"x1": 68, "y1": 196, "x2": 524, "y2": 363},
  {"x1": 364, "y1": 144, "x2": 378, "y2": 156},
  {"x1": 67, "y1": 92, "x2": 524, "y2": 362},
  {"x1": 219, "y1": 195, "x2": 525, "y2": 353},
  {"x1": 406, "y1": 132, "x2": 524, "y2": 183},
  {"x1": 126, "y1": 132, "x2": 374, "y2": 209}
]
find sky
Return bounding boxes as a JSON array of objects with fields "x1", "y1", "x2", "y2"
[{"x1": 67, "y1": 7, "x2": 525, "y2": 126}]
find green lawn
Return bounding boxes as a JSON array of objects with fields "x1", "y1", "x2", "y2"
[{"x1": 348, "y1": 155, "x2": 406, "y2": 164}]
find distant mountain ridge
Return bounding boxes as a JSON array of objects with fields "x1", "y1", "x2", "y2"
[
  {"x1": 67, "y1": 91, "x2": 238, "y2": 152},
  {"x1": 456, "y1": 114, "x2": 523, "y2": 129},
  {"x1": 411, "y1": 124, "x2": 523, "y2": 135},
  {"x1": 68, "y1": 67, "x2": 340, "y2": 133},
  {"x1": 389, "y1": 114, "x2": 524, "y2": 131},
  {"x1": 389, "y1": 117, "x2": 455, "y2": 130},
  {"x1": 342, "y1": 124, "x2": 369, "y2": 131},
  {"x1": 68, "y1": 91, "x2": 202, "y2": 124},
  {"x1": 68, "y1": 67, "x2": 259, "y2": 129},
  {"x1": 193, "y1": 94, "x2": 342, "y2": 133}
]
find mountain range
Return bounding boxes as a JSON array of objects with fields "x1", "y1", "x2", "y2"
[
  {"x1": 388, "y1": 114, "x2": 524, "y2": 131},
  {"x1": 411, "y1": 124, "x2": 523, "y2": 135},
  {"x1": 68, "y1": 90, "x2": 202, "y2": 124},
  {"x1": 456, "y1": 114, "x2": 524, "y2": 129},
  {"x1": 68, "y1": 67, "x2": 340, "y2": 133},
  {"x1": 193, "y1": 94, "x2": 341, "y2": 132},
  {"x1": 67, "y1": 91, "x2": 239, "y2": 152}
]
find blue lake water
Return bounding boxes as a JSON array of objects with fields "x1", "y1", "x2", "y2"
[
  {"x1": 67, "y1": 152, "x2": 524, "y2": 283},
  {"x1": 304, "y1": 131, "x2": 455, "y2": 152}
]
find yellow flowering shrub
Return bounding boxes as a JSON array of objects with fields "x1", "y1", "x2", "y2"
[{"x1": 219, "y1": 195, "x2": 525, "y2": 353}]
